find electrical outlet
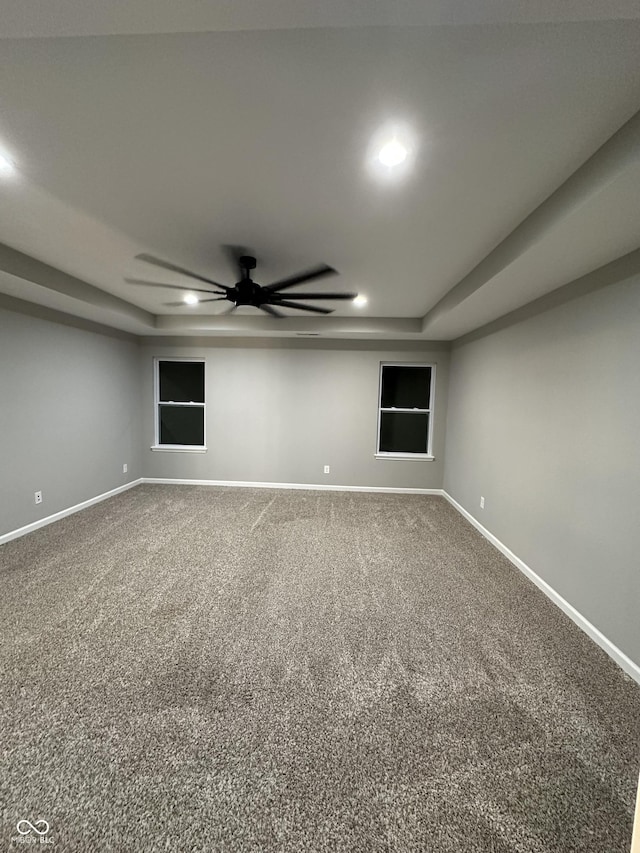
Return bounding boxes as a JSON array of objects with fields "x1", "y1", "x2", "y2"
[
  {"x1": 324, "y1": 465, "x2": 330, "y2": 474},
  {"x1": 480, "y1": 496, "x2": 485, "y2": 509},
  {"x1": 122, "y1": 463, "x2": 128, "y2": 474},
  {"x1": 34, "y1": 491, "x2": 43, "y2": 505}
]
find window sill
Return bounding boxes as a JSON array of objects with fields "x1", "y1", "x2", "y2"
[
  {"x1": 150, "y1": 445, "x2": 208, "y2": 453},
  {"x1": 375, "y1": 453, "x2": 434, "y2": 461}
]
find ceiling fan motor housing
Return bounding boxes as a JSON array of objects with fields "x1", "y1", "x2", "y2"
[
  {"x1": 234, "y1": 278, "x2": 263, "y2": 305},
  {"x1": 233, "y1": 256, "x2": 259, "y2": 304}
]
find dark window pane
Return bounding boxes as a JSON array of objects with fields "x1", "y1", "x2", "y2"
[
  {"x1": 381, "y1": 366, "x2": 431, "y2": 409},
  {"x1": 159, "y1": 361, "x2": 204, "y2": 403},
  {"x1": 159, "y1": 405, "x2": 204, "y2": 446},
  {"x1": 379, "y1": 412, "x2": 429, "y2": 454}
]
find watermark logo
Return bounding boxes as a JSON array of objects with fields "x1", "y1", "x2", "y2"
[
  {"x1": 17, "y1": 821, "x2": 49, "y2": 837},
  {"x1": 11, "y1": 819, "x2": 53, "y2": 845}
]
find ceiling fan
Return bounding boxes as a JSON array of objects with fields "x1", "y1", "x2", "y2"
[{"x1": 125, "y1": 248, "x2": 357, "y2": 317}]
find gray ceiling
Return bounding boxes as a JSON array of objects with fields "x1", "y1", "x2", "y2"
[{"x1": 1, "y1": 2, "x2": 639, "y2": 340}]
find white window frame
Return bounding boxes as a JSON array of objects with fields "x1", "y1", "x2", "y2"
[
  {"x1": 375, "y1": 362, "x2": 435, "y2": 460},
  {"x1": 151, "y1": 357, "x2": 207, "y2": 453}
]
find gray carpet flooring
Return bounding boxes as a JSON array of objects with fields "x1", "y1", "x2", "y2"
[{"x1": 1, "y1": 485, "x2": 639, "y2": 852}]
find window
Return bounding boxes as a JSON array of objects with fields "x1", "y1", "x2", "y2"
[
  {"x1": 153, "y1": 359, "x2": 206, "y2": 451},
  {"x1": 376, "y1": 363, "x2": 435, "y2": 458}
]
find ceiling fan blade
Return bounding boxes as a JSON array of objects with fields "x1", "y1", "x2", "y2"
[
  {"x1": 136, "y1": 254, "x2": 229, "y2": 290},
  {"x1": 125, "y1": 278, "x2": 218, "y2": 295},
  {"x1": 163, "y1": 297, "x2": 228, "y2": 307},
  {"x1": 268, "y1": 299, "x2": 333, "y2": 314},
  {"x1": 271, "y1": 292, "x2": 357, "y2": 300},
  {"x1": 260, "y1": 304, "x2": 285, "y2": 318},
  {"x1": 218, "y1": 304, "x2": 238, "y2": 315},
  {"x1": 263, "y1": 265, "x2": 337, "y2": 294}
]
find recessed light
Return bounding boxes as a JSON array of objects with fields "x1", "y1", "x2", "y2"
[
  {"x1": 366, "y1": 122, "x2": 417, "y2": 182},
  {"x1": 0, "y1": 152, "x2": 16, "y2": 176},
  {"x1": 353, "y1": 295, "x2": 368, "y2": 308},
  {"x1": 183, "y1": 293, "x2": 199, "y2": 305},
  {"x1": 378, "y1": 139, "x2": 407, "y2": 168}
]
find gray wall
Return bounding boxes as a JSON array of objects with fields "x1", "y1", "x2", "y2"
[
  {"x1": 444, "y1": 277, "x2": 640, "y2": 665},
  {"x1": 141, "y1": 341, "x2": 449, "y2": 490},
  {"x1": 0, "y1": 305, "x2": 141, "y2": 536}
]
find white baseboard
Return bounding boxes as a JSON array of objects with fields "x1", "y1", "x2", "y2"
[
  {"x1": 442, "y1": 490, "x2": 640, "y2": 685},
  {"x1": 0, "y1": 479, "x2": 143, "y2": 546},
  {"x1": 142, "y1": 477, "x2": 443, "y2": 496}
]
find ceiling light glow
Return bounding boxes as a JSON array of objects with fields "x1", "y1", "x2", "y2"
[
  {"x1": 378, "y1": 139, "x2": 407, "y2": 168},
  {"x1": 353, "y1": 295, "x2": 368, "y2": 307},
  {"x1": 366, "y1": 121, "x2": 417, "y2": 183},
  {"x1": 183, "y1": 293, "x2": 199, "y2": 305},
  {"x1": 0, "y1": 152, "x2": 16, "y2": 176}
]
